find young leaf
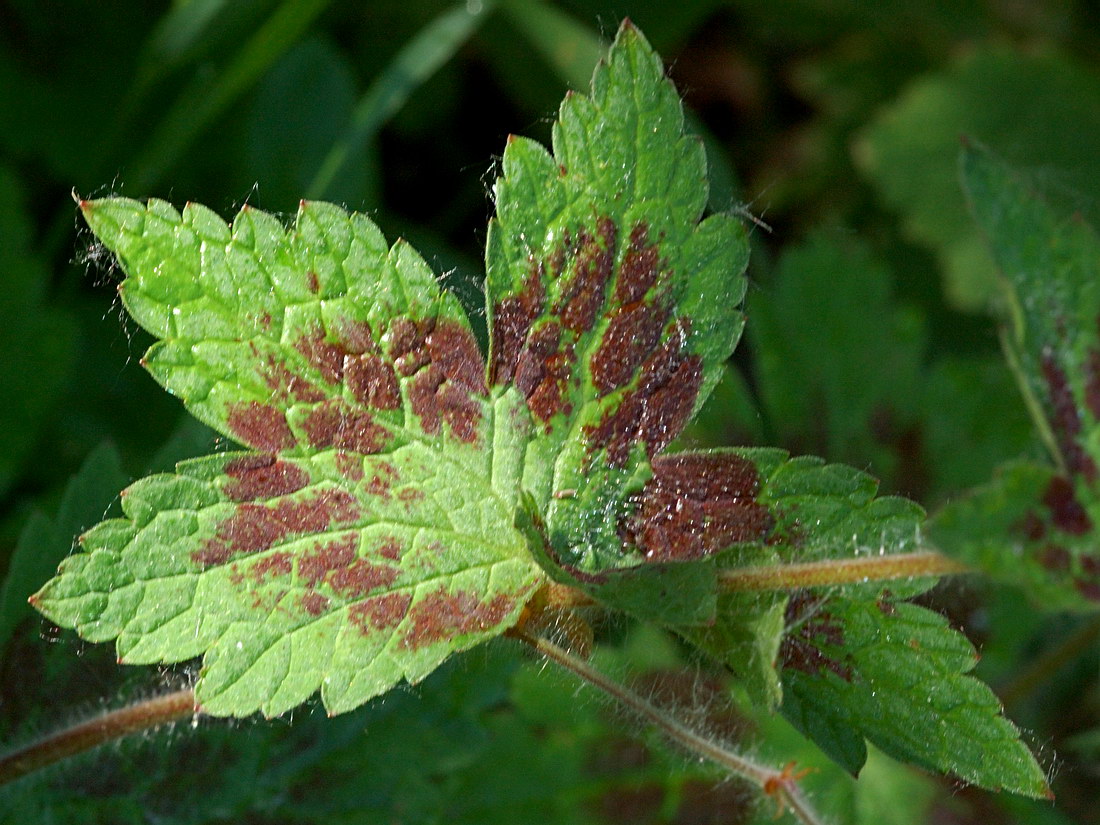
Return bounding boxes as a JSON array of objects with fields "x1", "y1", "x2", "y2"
[
  {"x1": 33, "y1": 197, "x2": 543, "y2": 717},
  {"x1": 928, "y1": 143, "x2": 1100, "y2": 610},
  {"x1": 778, "y1": 591, "x2": 1052, "y2": 799},
  {"x1": 484, "y1": 22, "x2": 750, "y2": 577}
]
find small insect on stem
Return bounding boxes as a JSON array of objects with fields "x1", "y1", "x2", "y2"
[{"x1": 762, "y1": 761, "x2": 815, "y2": 820}]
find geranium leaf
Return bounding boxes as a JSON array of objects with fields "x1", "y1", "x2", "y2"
[
  {"x1": 484, "y1": 22, "x2": 749, "y2": 577},
  {"x1": 33, "y1": 196, "x2": 543, "y2": 717}
]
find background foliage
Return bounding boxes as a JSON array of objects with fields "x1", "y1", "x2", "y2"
[{"x1": 1, "y1": 1, "x2": 1098, "y2": 822}]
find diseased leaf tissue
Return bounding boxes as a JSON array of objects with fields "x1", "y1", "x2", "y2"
[{"x1": 31, "y1": 22, "x2": 1049, "y2": 798}]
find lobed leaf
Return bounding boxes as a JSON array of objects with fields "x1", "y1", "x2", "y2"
[
  {"x1": 484, "y1": 22, "x2": 749, "y2": 575},
  {"x1": 36, "y1": 196, "x2": 544, "y2": 717}
]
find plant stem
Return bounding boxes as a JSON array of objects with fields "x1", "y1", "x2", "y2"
[
  {"x1": 0, "y1": 688, "x2": 197, "y2": 787},
  {"x1": 719, "y1": 551, "x2": 968, "y2": 593},
  {"x1": 999, "y1": 614, "x2": 1100, "y2": 710},
  {"x1": 514, "y1": 629, "x2": 827, "y2": 825}
]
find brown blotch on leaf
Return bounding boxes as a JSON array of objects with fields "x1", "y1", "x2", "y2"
[
  {"x1": 590, "y1": 300, "x2": 669, "y2": 396},
  {"x1": 224, "y1": 454, "x2": 309, "y2": 502},
  {"x1": 1042, "y1": 475, "x2": 1093, "y2": 535},
  {"x1": 302, "y1": 400, "x2": 389, "y2": 454},
  {"x1": 248, "y1": 552, "x2": 293, "y2": 582},
  {"x1": 397, "y1": 487, "x2": 424, "y2": 506},
  {"x1": 349, "y1": 592, "x2": 412, "y2": 634},
  {"x1": 298, "y1": 534, "x2": 359, "y2": 587},
  {"x1": 490, "y1": 266, "x2": 545, "y2": 385},
  {"x1": 1074, "y1": 579, "x2": 1100, "y2": 601},
  {"x1": 365, "y1": 462, "x2": 399, "y2": 499},
  {"x1": 295, "y1": 330, "x2": 347, "y2": 385},
  {"x1": 376, "y1": 536, "x2": 403, "y2": 560},
  {"x1": 1013, "y1": 510, "x2": 1047, "y2": 542},
  {"x1": 400, "y1": 590, "x2": 516, "y2": 649},
  {"x1": 346, "y1": 353, "x2": 401, "y2": 410},
  {"x1": 306, "y1": 271, "x2": 320, "y2": 294},
  {"x1": 1038, "y1": 543, "x2": 1071, "y2": 572},
  {"x1": 256, "y1": 347, "x2": 327, "y2": 404},
  {"x1": 556, "y1": 217, "x2": 618, "y2": 334},
  {"x1": 389, "y1": 317, "x2": 435, "y2": 377},
  {"x1": 227, "y1": 402, "x2": 296, "y2": 452},
  {"x1": 1041, "y1": 350, "x2": 1098, "y2": 482},
  {"x1": 621, "y1": 452, "x2": 773, "y2": 561},
  {"x1": 614, "y1": 222, "x2": 662, "y2": 306},
  {"x1": 338, "y1": 319, "x2": 377, "y2": 355},
  {"x1": 514, "y1": 322, "x2": 574, "y2": 423},
  {"x1": 333, "y1": 451, "x2": 365, "y2": 481},
  {"x1": 426, "y1": 320, "x2": 488, "y2": 396},
  {"x1": 299, "y1": 591, "x2": 330, "y2": 616},
  {"x1": 1085, "y1": 346, "x2": 1100, "y2": 421},
  {"x1": 778, "y1": 593, "x2": 854, "y2": 681},
  {"x1": 191, "y1": 490, "x2": 360, "y2": 568},
  {"x1": 409, "y1": 364, "x2": 482, "y2": 443},
  {"x1": 586, "y1": 329, "x2": 703, "y2": 466},
  {"x1": 329, "y1": 559, "x2": 400, "y2": 599}
]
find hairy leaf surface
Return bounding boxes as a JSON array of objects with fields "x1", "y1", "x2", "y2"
[
  {"x1": 779, "y1": 591, "x2": 1051, "y2": 799},
  {"x1": 34, "y1": 197, "x2": 542, "y2": 716},
  {"x1": 485, "y1": 22, "x2": 749, "y2": 577}
]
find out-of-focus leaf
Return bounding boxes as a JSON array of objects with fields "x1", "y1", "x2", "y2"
[{"x1": 856, "y1": 48, "x2": 1100, "y2": 311}]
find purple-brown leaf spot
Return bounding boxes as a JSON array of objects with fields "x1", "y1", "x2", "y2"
[
  {"x1": 223, "y1": 454, "x2": 310, "y2": 502},
  {"x1": 349, "y1": 592, "x2": 412, "y2": 634},
  {"x1": 1013, "y1": 510, "x2": 1047, "y2": 542},
  {"x1": 400, "y1": 590, "x2": 517, "y2": 649},
  {"x1": 555, "y1": 218, "x2": 618, "y2": 334},
  {"x1": 1042, "y1": 475, "x2": 1093, "y2": 535},
  {"x1": 614, "y1": 222, "x2": 662, "y2": 305},
  {"x1": 365, "y1": 461, "x2": 399, "y2": 499},
  {"x1": 299, "y1": 591, "x2": 330, "y2": 616},
  {"x1": 585, "y1": 329, "x2": 703, "y2": 466},
  {"x1": 191, "y1": 490, "x2": 360, "y2": 568},
  {"x1": 409, "y1": 365, "x2": 483, "y2": 443},
  {"x1": 298, "y1": 535, "x2": 359, "y2": 587},
  {"x1": 621, "y1": 452, "x2": 773, "y2": 561},
  {"x1": 426, "y1": 321, "x2": 488, "y2": 396},
  {"x1": 1038, "y1": 543, "x2": 1071, "y2": 572},
  {"x1": 306, "y1": 271, "x2": 320, "y2": 294},
  {"x1": 302, "y1": 399, "x2": 389, "y2": 454},
  {"x1": 514, "y1": 321, "x2": 561, "y2": 397},
  {"x1": 227, "y1": 402, "x2": 296, "y2": 452},
  {"x1": 328, "y1": 559, "x2": 400, "y2": 599},
  {"x1": 248, "y1": 552, "x2": 294, "y2": 582},
  {"x1": 1040, "y1": 349, "x2": 1098, "y2": 482},
  {"x1": 256, "y1": 347, "x2": 327, "y2": 403},
  {"x1": 333, "y1": 451, "x2": 365, "y2": 481},
  {"x1": 778, "y1": 593, "x2": 854, "y2": 681},
  {"x1": 397, "y1": 487, "x2": 425, "y2": 507},
  {"x1": 389, "y1": 317, "x2": 435, "y2": 377},
  {"x1": 491, "y1": 265, "x2": 546, "y2": 385},
  {"x1": 590, "y1": 300, "x2": 669, "y2": 396},
  {"x1": 375, "y1": 536, "x2": 403, "y2": 560},
  {"x1": 1073, "y1": 579, "x2": 1100, "y2": 601},
  {"x1": 346, "y1": 352, "x2": 401, "y2": 410},
  {"x1": 295, "y1": 330, "x2": 347, "y2": 385},
  {"x1": 337, "y1": 319, "x2": 377, "y2": 355}
]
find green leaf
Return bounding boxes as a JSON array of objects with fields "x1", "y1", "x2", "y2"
[
  {"x1": 856, "y1": 47, "x2": 1100, "y2": 311},
  {"x1": 779, "y1": 591, "x2": 1051, "y2": 799},
  {"x1": 484, "y1": 21, "x2": 749, "y2": 579},
  {"x1": 34, "y1": 196, "x2": 543, "y2": 717},
  {"x1": 927, "y1": 143, "x2": 1100, "y2": 610}
]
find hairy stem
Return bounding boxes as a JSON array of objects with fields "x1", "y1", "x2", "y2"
[
  {"x1": 514, "y1": 629, "x2": 827, "y2": 825},
  {"x1": 999, "y1": 614, "x2": 1100, "y2": 711},
  {"x1": 719, "y1": 551, "x2": 968, "y2": 593},
  {"x1": 0, "y1": 688, "x2": 197, "y2": 786}
]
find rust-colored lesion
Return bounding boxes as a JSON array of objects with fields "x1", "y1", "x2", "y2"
[
  {"x1": 223, "y1": 454, "x2": 310, "y2": 502},
  {"x1": 620, "y1": 452, "x2": 773, "y2": 561}
]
